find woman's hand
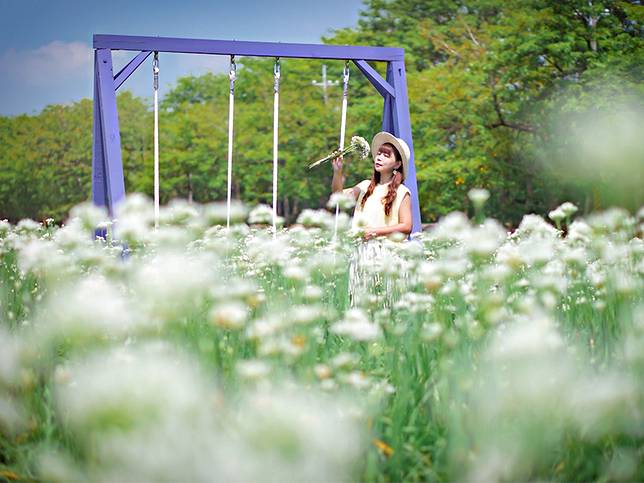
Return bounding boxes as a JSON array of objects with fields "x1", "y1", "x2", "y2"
[
  {"x1": 331, "y1": 157, "x2": 345, "y2": 194},
  {"x1": 332, "y1": 156, "x2": 343, "y2": 173},
  {"x1": 363, "y1": 227, "x2": 379, "y2": 240}
]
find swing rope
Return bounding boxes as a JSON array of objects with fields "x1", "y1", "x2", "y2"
[
  {"x1": 334, "y1": 61, "x2": 350, "y2": 240},
  {"x1": 153, "y1": 52, "x2": 160, "y2": 229},
  {"x1": 226, "y1": 56, "x2": 236, "y2": 228},
  {"x1": 272, "y1": 58, "x2": 280, "y2": 237}
]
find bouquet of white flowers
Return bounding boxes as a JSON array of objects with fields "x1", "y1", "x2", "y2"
[{"x1": 308, "y1": 136, "x2": 371, "y2": 169}]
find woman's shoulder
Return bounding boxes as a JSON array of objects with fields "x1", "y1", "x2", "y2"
[
  {"x1": 356, "y1": 179, "x2": 371, "y2": 191},
  {"x1": 397, "y1": 183, "x2": 411, "y2": 196}
]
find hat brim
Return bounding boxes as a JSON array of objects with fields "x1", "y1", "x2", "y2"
[{"x1": 371, "y1": 132, "x2": 410, "y2": 180}]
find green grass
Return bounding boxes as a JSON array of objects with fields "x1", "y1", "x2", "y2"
[{"x1": 0, "y1": 204, "x2": 642, "y2": 482}]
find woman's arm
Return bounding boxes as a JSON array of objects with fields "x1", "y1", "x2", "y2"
[
  {"x1": 332, "y1": 157, "x2": 360, "y2": 200},
  {"x1": 331, "y1": 157, "x2": 344, "y2": 193},
  {"x1": 364, "y1": 193, "x2": 412, "y2": 239}
]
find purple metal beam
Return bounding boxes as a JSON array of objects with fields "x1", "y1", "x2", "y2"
[
  {"x1": 94, "y1": 34, "x2": 404, "y2": 62},
  {"x1": 92, "y1": 54, "x2": 107, "y2": 210},
  {"x1": 385, "y1": 60, "x2": 422, "y2": 234},
  {"x1": 114, "y1": 50, "x2": 151, "y2": 91},
  {"x1": 382, "y1": 63, "x2": 396, "y2": 133},
  {"x1": 95, "y1": 48, "x2": 126, "y2": 216},
  {"x1": 353, "y1": 60, "x2": 395, "y2": 99}
]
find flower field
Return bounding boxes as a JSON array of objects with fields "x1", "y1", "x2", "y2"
[{"x1": 1, "y1": 196, "x2": 643, "y2": 481}]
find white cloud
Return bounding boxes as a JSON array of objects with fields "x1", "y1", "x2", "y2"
[
  {"x1": 1, "y1": 41, "x2": 95, "y2": 84},
  {"x1": 0, "y1": 41, "x2": 229, "y2": 114},
  {"x1": 0, "y1": 41, "x2": 136, "y2": 81}
]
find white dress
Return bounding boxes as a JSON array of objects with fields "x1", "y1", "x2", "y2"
[{"x1": 348, "y1": 180, "x2": 411, "y2": 308}]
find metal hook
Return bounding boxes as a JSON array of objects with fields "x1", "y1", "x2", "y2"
[
  {"x1": 153, "y1": 51, "x2": 159, "y2": 90},
  {"x1": 274, "y1": 58, "x2": 281, "y2": 77},
  {"x1": 229, "y1": 55, "x2": 237, "y2": 82},
  {"x1": 342, "y1": 60, "x2": 349, "y2": 97}
]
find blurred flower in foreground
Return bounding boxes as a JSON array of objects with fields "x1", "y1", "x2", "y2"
[
  {"x1": 447, "y1": 314, "x2": 642, "y2": 482},
  {"x1": 539, "y1": 98, "x2": 644, "y2": 210}
]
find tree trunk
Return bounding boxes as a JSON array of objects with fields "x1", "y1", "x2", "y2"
[
  {"x1": 187, "y1": 172, "x2": 193, "y2": 204},
  {"x1": 283, "y1": 196, "x2": 290, "y2": 222},
  {"x1": 587, "y1": 9, "x2": 598, "y2": 52}
]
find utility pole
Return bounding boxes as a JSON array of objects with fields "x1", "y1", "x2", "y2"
[{"x1": 311, "y1": 64, "x2": 339, "y2": 105}]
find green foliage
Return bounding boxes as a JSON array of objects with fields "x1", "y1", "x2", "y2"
[
  {"x1": 328, "y1": 0, "x2": 644, "y2": 222},
  {"x1": 0, "y1": 0, "x2": 641, "y2": 223}
]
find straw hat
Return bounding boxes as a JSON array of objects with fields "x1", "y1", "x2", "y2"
[{"x1": 371, "y1": 131, "x2": 411, "y2": 180}]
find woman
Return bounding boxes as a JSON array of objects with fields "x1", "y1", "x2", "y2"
[
  {"x1": 331, "y1": 131, "x2": 413, "y2": 306},
  {"x1": 332, "y1": 131, "x2": 412, "y2": 239}
]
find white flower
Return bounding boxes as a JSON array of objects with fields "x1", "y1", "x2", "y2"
[
  {"x1": 210, "y1": 279, "x2": 259, "y2": 305},
  {"x1": 463, "y1": 219, "x2": 506, "y2": 258},
  {"x1": 233, "y1": 385, "x2": 365, "y2": 482},
  {"x1": 132, "y1": 251, "x2": 218, "y2": 322},
  {"x1": 54, "y1": 343, "x2": 216, "y2": 436},
  {"x1": 34, "y1": 275, "x2": 139, "y2": 347},
  {"x1": 302, "y1": 284, "x2": 323, "y2": 302},
  {"x1": 340, "y1": 371, "x2": 371, "y2": 389},
  {"x1": 246, "y1": 316, "x2": 287, "y2": 340},
  {"x1": 236, "y1": 359, "x2": 271, "y2": 380},
  {"x1": 149, "y1": 225, "x2": 192, "y2": 248},
  {"x1": 309, "y1": 135, "x2": 370, "y2": 168},
  {"x1": 113, "y1": 193, "x2": 155, "y2": 245},
  {"x1": 289, "y1": 305, "x2": 324, "y2": 325},
  {"x1": 569, "y1": 374, "x2": 640, "y2": 438},
  {"x1": 351, "y1": 135, "x2": 371, "y2": 159},
  {"x1": 210, "y1": 302, "x2": 248, "y2": 329},
  {"x1": 513, "y1": 214, "x2": 560, "y2": 240},
  {"x1": 203, "y1": 200, "x2": 248, "y2": 226},
  {"x1": 69, "y1": 202, "x2": 109, "y2": 231},
  {"x1": 548, "y1": 208, "x2": 566, "y2": 223},
  {"x1": 467, "y1": 188, "x2": 490, "y2": 208},
  {"x1": 16, "y1": 238, "x2": 70, "y2": 279},
  {"x1": 248, "y1": 204, "x2": 284, "y2": 227},
  {"x1": 52, "y1": 218, "x2": 93, "y2": 250},
  {"x1": 331, "y1": 352, "x2": 358, "y2": 369},
  {"x1": 421, "y1": 322, "x2": 443, "y2": 342},
  {"x1": 314, "y1": 364, "x2": 332, "y2": 380},
  {"x1": 586, "y1": 208, "x2": 634, "y2": 236},
  {"x1": 326, "y1": 192, "x2": 356, "y2": 211},
  {"x1": 418, "y1": 261, "x2": 443, "y2": 291},
  {"x1": 558, "y1": 202, "x2": 578, "y2": 218},
  {"x1": 159, "y1": 199, "x2": 200, "y2": 227},
  {"x1": 562, "y1": 246, "x2": 588, "y2": 267},
  {"x1": 297, "y1": 209, "x2": 331, "y2": 229},
  {"x1": 15, "y1": 219, "x2": 42, "y2": 236},
  {"x1": 636, "y1": 205, "x2": 644, "y2": 222},
  {"x1": 257, "y1": 336, "x2": 305, "y2": 358},
  {"x1": 567, "y1": 220, "x2": 592, "y2": 244},
  {"x1": 0, "y1": 219, "x2": 11, "y2": 238},
  {"x1": 430, "y1": 211, "x2": 471, "y2": 241},
  {"x1": 331, "y1": 309, "x2": 382, "y2": 341},
  {"x1": 490, "y1": 316, "x2": 563, "y2": 361},
  {"x1": 283, "y1": 264, "x2": 308, "y2": 282}
]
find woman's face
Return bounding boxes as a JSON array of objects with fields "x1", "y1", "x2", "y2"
[{"x1": 374, "y1": 143, "x2": 401, "y2": 175}]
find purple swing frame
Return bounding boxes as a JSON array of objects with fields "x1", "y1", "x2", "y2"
[{"x1": 92, "y1": 34, "x2": 422, "y2": 233}]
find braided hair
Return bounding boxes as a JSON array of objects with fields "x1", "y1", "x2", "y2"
[{"x1": 360, "y1": 143, "x2": 403, "y2": 218}]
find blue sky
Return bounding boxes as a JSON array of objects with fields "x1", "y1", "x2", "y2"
[{"x1": 0, "y1": 0, "x2": 365, "y2": 115}]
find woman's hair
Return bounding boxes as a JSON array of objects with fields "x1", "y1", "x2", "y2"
[{"x1": 360, "y1": 143, "x2": 403, "y2": 218}]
